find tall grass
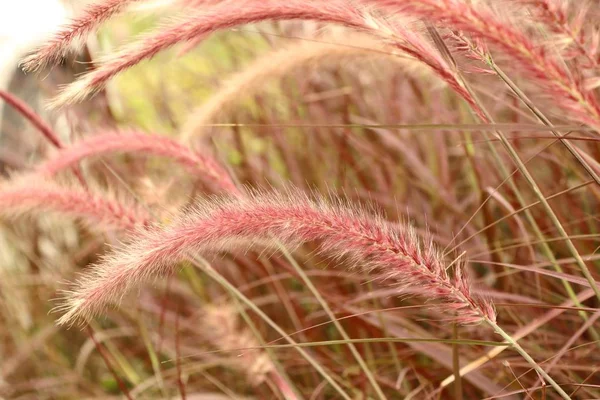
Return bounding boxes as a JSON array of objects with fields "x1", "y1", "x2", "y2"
[{"x1": 1, "y1": 0, "x2": 599, "y2": 398}]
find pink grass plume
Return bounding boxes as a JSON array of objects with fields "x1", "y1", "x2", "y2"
[
  {"x1": 27, "y1": 0, "x2": 600, "y2": 129},
  {"x1": 0, "y1": 177, "x2": 150, "y2": 231},
  {"x1": 35, "y1": 130, "x2": 239, "y2": 194},
  {"x1": 21, "y1": 0, "x2": 146, "y2": 72},
  {"x1": 57, "y1": 189, "x2": 495, "y2": 326},
  {"x1": 21, "y1": 0, "x2": 236, "y2": 72},
  {"x1": 368, "y1": 0, "x2": 600, "y2": 128},
  {"x1": 47, "y1": 0, "x2": 366, "y2": 107}
]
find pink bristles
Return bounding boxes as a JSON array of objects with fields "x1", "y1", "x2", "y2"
[
  {"x1": 57, "y1": 189, "x2": 495, "y2": 326},
  {"x1": 35, "y1": 130, "x2": 239, "y2": 194},
  {"x1": 21, "y1": 0, "x2": 145, "y2": 72},
  {"x1": 20, "y1": 0, "x2": 234, "y2": 72},
  {"x1": 24, "y1": 0, "x2": 600, "y2": 128},
  {"x1": 0, "y1": 178, "x2": 150, "y2": 231},
  {"x1": 21, "y1": 0, "x2": 241, "y2": 72},
  {"x1": 47, "y1": 0, "x2": 365, "y2": 107},
  {"x1": 369, "y1": 0, "x2": 600, "y2": 128}
]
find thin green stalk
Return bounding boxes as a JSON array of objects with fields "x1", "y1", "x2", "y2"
[
  {"x1": 430, "y1": 29, "x2": 600, "y2": 339},
  {"x1": 277, "y1": 244, "x2": 388, "y2": 400},
  {"x1": 206, "y1": 122, "x2": 589, "y2": 131},
  {"x1": 89, "y1": 321, "x2": 140, "y2": 385},
  {"x1": 103, "y1": 160, "x2": 346, "y2": 398},
  {"x1": 198, "y1": 370, "x2": 244, "y2": 399},
  {"x1": 443, "y1": 277, "x2": 570, "y2": 399},
  {"x1": 367, "y1": 281, "x2": 404, "y2": 381},
  {"x1": 191, "y1": 257, "x2": 353, "y2": 400},
  {"x1": 232, "y1": 296, "x2": 304, "y2": 400},
  {"x1": 474, "y1": 63, "x2": 600, "y2": 323},
  {"x1": 489, "y1": 59, "x2": 600, "y2": 186},
  {"x1": 194, "y1": 338, "x2": 506, "y2": 349},
  {"x1": 489, "y1": 130, "x2": 600, "y2": 322},
  {"x1": 485, "y1": 59, "x2": 600, "y2": 332},
  {"x1": 452, "y1": 323, "x2": 462, "y2": 400},
  {"x1": 260, "y1": 257, "x2": 319, "y2": 388},
  {"x1": 426, "y1": 27, "x2": 600, "y2": 391},
  {"x1": 459, "y1": 49, "x2": 600, "y2": 310},
  {"x1": 138, "y1": 317, "x2": 168, "y2": 398},
  {"x1": 486, "y1": 318, "x2": 571, "y2": 400}
]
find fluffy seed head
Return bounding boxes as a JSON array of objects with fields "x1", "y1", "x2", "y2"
[
  {"x1": 36, "y1": 130, "x2": 239, "y2": 194},
  {"x1": 368, "y1": 0, "x2": 600, "y2": 127},
  {"x1": 47, "y1": 0, "x2": 366, "y2": 107},
  {"x1": 21, "y1": 0, "x2": 145, "y2": 72},
  {"x1": 0, "y1": 177, "x2": 150, "y2": 232},
  {"x1": 57, "y1": 189, "x2": 495, "y2": 326}
]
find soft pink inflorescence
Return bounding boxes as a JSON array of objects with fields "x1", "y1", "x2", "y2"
[
  {"x1": 368, "y1": 0, "x2": 600, "y2": 127},
  {"x1": 24, "y1": 0, "x2": 600, "y2": 128},
  {"x1": 35, "y1": 130, "x2": 239, "y2": 194},
  {"x1": 21, "y1": 0, "x2": 146, "y2": 72},
  {"x1": 57, "y1": 189, "x2": 495, "y2": 326},
  {"x1": 47, "y1": 0, "x2": 366, "y2": 107},
  {"x1": 45, "y1": 0, "x2": 475, "y2": 117},
  {"x1": 21, "y1": 0, "x2": 234, "y2": 72},
  {"x1": 0, "y1": 179, "x2": 150, "y2": 231},
  {"x1": 516, "y1": 0, "x2": 600, "y2": 68}
]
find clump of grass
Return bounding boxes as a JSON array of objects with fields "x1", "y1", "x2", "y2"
[{"x1": 1, "y1": 0, "x2": 599, "y2": 399}]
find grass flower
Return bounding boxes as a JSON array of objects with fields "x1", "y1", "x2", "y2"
[
  {"x1": 57, "y1": 189, "x2": 494, "y2": 325},
  {"x1": 21, "y1": 0, "x2": 145, "y2": 72},
  {"x1": 36, "y1": 130, "x2": 239, "y2": 194},
  {"x1": 0, "y1": 177, "x2": 149, "y2": 231}
]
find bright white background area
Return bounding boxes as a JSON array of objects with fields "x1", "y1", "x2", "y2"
[
  {"x1": 0, "y1": 0, "x2": 68, "y2": 88},
  {"x1": 0, "y1": 0, "x2": 68, "y2": 130}
]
